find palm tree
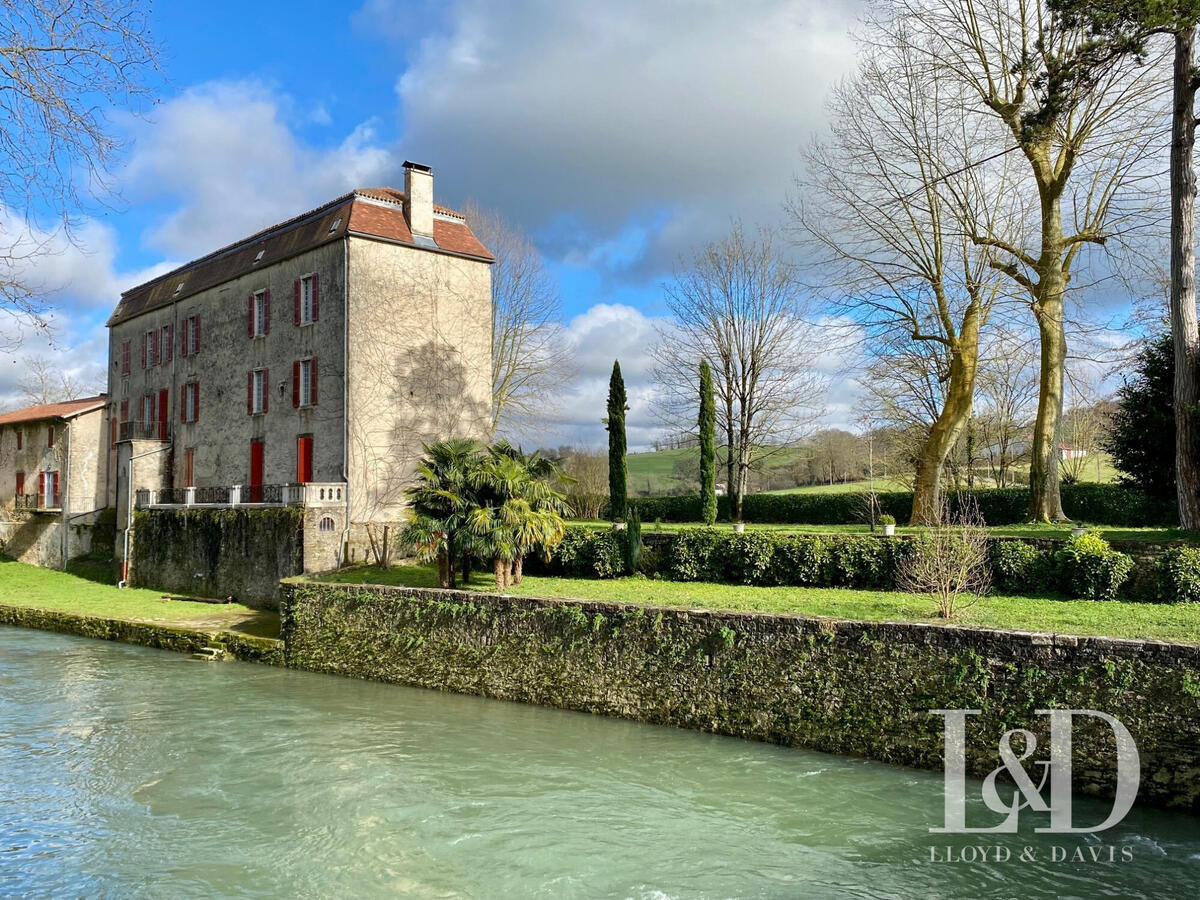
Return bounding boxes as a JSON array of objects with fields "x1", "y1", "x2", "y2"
[
  {"x1": 400, "y1": 438, "x2": 484, "y2": 588},
  {"x1": 471, "y1": 445, "x2": 571, "y2": 591}
]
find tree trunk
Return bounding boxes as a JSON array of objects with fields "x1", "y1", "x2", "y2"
[
  {"x1": 493, "y1": 557, "x2": 508, "y2": 592},
  {"x1": 446, "y1": 539, "x2": 457, "y2": 590},
  {"x1": 1028, "y1": 287, "x2": 1068, "y2": 522},
  {"x1": 461, "y1": 551, "x2": 473, "y2": 583},
  {"x1": 1173, "y1": 26, "x2": 1200, "y2": 531},
  {"x1": 381, "y1": 525, "x2": 390, "y2": 568},
  {"x1": 910, "y1": 317, "x2": 982, "y2": 525},
  {"x1": 512, "y1": 555, "x2": 524, "y2": 585},
  {"x1": 724, "y1": 396, "x2": 738, "y2": 522},
  {"x1": 437, "y1": 550, "x2": 450, "y2": 589}
]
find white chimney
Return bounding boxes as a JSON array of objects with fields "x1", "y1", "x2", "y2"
[{"x1": 403, "y1": 161, "x2": 434, "y2": 239}]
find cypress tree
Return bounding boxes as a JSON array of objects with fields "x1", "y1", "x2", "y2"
[
  {"x1": 606, "y1": 360, "x2": 628, "y2": 521},
  {"x1": 698, "y1": 359, "x2": 717, "y2": 525}
]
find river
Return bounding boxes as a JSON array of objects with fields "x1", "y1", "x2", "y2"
[{"x1": 1, "y1": 627, "x2": 1198, "y2": 898}]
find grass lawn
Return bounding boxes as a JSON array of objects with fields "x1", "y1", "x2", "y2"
[
  {"x1": 0, "y1": 558, "x2": 279, "y2": 638},
  {"x1": 569, "y1": 519, "x2": 1188, "y2": 543},
  {"x1": 315, "y1": 564, "x2": 1200, "y2": 644}
]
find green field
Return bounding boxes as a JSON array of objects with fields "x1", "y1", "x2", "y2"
[
  {"x1": 316, "y1": 564, "x2": 1200, "y2": 644},
  {"x1": 0, "y1": 558, "x2": 279, "y2": 637}
]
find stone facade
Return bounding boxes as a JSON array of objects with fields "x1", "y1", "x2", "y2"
[
  {"x1": 105, "y1": 163, "x2": 493, "y2": 573},
  {"x1": 0, "y1": 399, "x2": 110, "y2": 568}
]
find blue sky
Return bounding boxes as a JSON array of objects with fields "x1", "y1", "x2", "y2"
[{"x1": 4, "y1": 0, "x2": 868, "y2": 448}]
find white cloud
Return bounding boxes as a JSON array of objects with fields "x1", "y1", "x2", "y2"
[
  {"x1": 387, "y1": 0, "x2": 865, "y2": 275},
  {"x1": 122, "y1": 80, "x2": 398, "y2": 258}
]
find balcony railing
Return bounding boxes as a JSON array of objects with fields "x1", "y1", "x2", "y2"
[
  {"x1": 135, "y1": 482, "x2": 345, "y2": 510},
  {"x1": 119, "y1": 420, "x2": 169, "y2": 442},
  {"x1": 14, "y1": 493, "x2": 60, "y2": 512}
]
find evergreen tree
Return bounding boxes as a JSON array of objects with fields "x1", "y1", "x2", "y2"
[
  {"x1": 606, "y1": 360, "x2": 629, "y2": 521},
  {"x1": 1106, "y1": 334, "x2": 1176, "y2": 500},
  {"x1": 698, "y1": 359, "x2": 717, "y2": 525}
]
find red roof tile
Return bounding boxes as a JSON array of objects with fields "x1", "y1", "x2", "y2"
[
  {"x1": 0, "y1": 395, "x2": 107, "y2": 426},
  {"x1": 109, "y1": 187, "x2": 493, "y2": 326}
]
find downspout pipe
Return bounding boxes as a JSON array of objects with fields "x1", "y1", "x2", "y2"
[
  {"x1": 338, "y1": 234, "x2": 352, "y2": 567},
  {"x1": 119, "y1": 443, "x2": 172, "y2": 589}
]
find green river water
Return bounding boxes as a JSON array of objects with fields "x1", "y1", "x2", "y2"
[{"x1": 2, "y1": 626, "x2": 1199, "y2": 898}]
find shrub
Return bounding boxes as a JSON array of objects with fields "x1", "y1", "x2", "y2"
[
  {"x1": 1055, "y1": 532, "x2": 1133, "y2": 601},
  {"x1": 899, "y1": 524, "x2": 991, "y2": 619},
  {"x1": 766, "y1": 535, "x2": 832, "y2": 586},
  {"x1": 879, "y1": 514, "x2": 896, "y2": 526},
  {"x1": 1157, "y1": 547, "x2": 1200, "y2": 603},
  {"x1": 669, "y1": 529, "x2": 727, "y2": 581},
  {"x1": 624, "y1": 508, "x2": 643, "y2": 575},
  {"x1": 988, "y1": 541, "x2": 1051, "y2": 593},
  {"x1": 827, "y1": 537, "x2": 897, "y2": 589},
  {"x1": 716, "y1": 532, "x2": 776, "y2": 585},
  {"x1": 538, "y1": 528, "x2": 626, "y2": 578},
  {"x1": 615, "y1": 483, "x2": 1176, "y2": 527}
]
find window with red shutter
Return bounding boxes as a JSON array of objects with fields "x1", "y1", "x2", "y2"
[
  {"x1": 51, "y1": 471, "x2": 60, "y2": 508},
  {"x1": 47, "y1": 426, "x2": 54, "y2": 448},
  {"x1": 262, "y1": 368, "x2": 269, "y2": 413},
  {"x1": 311, "y1": 357, "x2": 318, "y2": 406},
  {"x1": 180, "y1": 384, "x2": 186, "y2": 423},
  {"x1": 16, "y1": 471, "x2": 24, "y2": 497},
  {"x1": 141, "y1": 333, "x2": 147, "y2": 369},
  {"x1": 292, "y1": 360, "x2": 300, "y2": 408},
  {"x1": 247, "y1": 371, "x2": 253, "y2": 415},
  {"x1": 38, "y1": 472, "x2": 44, "y2": 505},
  {"x1": 121, "y1": 339, "x2": 131, "y2": 375}
]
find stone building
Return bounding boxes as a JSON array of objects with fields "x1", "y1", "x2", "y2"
[
  {"x1": 0, "y1": 396, "x2": 110, "y2": 568},
  {"x1": 107, "y1": 162, "x2": 493, "y2": 578}
]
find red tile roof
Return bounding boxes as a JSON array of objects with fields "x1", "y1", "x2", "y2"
[
  {"x1": 0, "y1": 395, "x2": 107, "y2": 426},
  {"x1": 109, "y1": 187, "x2": 493, "y2": 326}
]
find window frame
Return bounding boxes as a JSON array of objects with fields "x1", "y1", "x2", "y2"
[
  {"x1": 252, "y1": 369, "x2": 266, "y2": 414},
  {"x1": 253, "y1": 290, "x2": 268, "y2": 337},
  {"x1": 299, "y1": 274, "x2": 315, "y2": 325}
]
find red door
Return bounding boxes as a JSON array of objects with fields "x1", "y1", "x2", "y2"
[
  {"x1": 297, "y1": 436, "x2": 313, "y2": 484},
  {"x1": 249, "y1": 440, "x2": 264, "y2": 503},
  {"x1": 157, "y1": 389, "x2": 169, "y2": 441}
]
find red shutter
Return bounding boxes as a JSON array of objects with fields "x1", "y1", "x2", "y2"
[
  {"x1": 194, "y1": 382, "x2": 200, "y2": 420},
  {"x1": 15, "y1": 430, "x2": 21, "y2": 450},
  {"x1": 16, "y1": 471, "x2": 23, "y2": 496},
  {"x1": 141, "y1": 334, "x2": 147, "y2": 369},
  {"x1": 195, "y1": 315, "x2": 202, "y2": 353},
  {"x1": 311, "y1": 357, "x2": 318, "y2": 406},
  {"x1": 294, "y1": 279, "x2": 301, "y2": 324},
  {"x1": 180, "y1": 384, "x2": 186, "y2": 422},
  {"x1": 52, "y1": 471, "x2": 59, "y2": 507},
  {"x1": 264, "y1": 290, "x2": 271, "y2": 334},
  {"x1": 248, "y1": 294, "x2": 255, "y2": 337},
  {"x1": 167, "y1": 324, "x2": 174, "y2": 362},
  {"x1": 47, "y1": 426, "x2": 54, "y2": 448},
  {"x1": 312, "y1": 273, "x2": 320, "y2": 322},
  {"x1": 122, "y1": 340, "x2": 131, "y2": 374},
  {"x1": 180, "y1": 321, "x2": 187, "y2": 357},
  {"x1": 292, "y1": 360, "x2": 300, "y2": 408},
  {"x1": 247, "y1": 371, "x2": 253, "y2": 415},
  {"x1": 262, "y1": 368, "x2": 269, "y2": 413},
  {"x1": 38, "y1": 472, "x2": 44, "y2": 503},
  {"x1": 120, "y1": 399, "x2": 128, "y2": 423}
]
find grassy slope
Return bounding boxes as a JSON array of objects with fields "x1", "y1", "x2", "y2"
[
  {"x1": 0, "y1": 559, "x2": 279, "y2": 637},
  {"x1": 316, "y1": 564, "x2": 1200, "y2": 644}
]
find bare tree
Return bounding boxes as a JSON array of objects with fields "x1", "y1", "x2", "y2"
[
  {"x1": 462, "y1": 202, "x2": 571, "y2": 437},
  {"x1": 16, "y1": 355, "x2": 102, "y2": 405},
  {"x1": 0, "y1": 1, "x2": 157, "y2": 339},
  {"x1": 560, "y1": 448, "x2": 608, "y2": 519},
  {"x1": 975, "y1": 330, "x2": 1040, "y2": 488},
  {"x1": 652, "y1": 223, "x2": 826, "y2": 520},
  {"x1": 797, "y1": 19, "x2": 1018, "y2": 524},
  {"x1": 877, "y1": 0, "x2": 1165, "y2": 521},
  {"x1": 897, "y1": 498, "x2": 991, "y2": 619}
]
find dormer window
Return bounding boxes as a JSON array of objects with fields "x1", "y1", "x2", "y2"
[
  {"x1": 328, "y1": 218, "x2": 341, "y2": 233},
  {"x1": 253, "y1": 249, "x2": 265, "y2": 263}
]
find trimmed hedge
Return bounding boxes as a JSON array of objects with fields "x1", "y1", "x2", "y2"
[
  {"x1": 536, "y1": 526, "x2": 1148, "y2": 602},
  {"x1": 616, "y1": 483, "x2": 1176, "y2": 527}
]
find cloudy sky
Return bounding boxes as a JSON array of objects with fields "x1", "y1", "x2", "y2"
[{"x1": 0, "y1": 0, "x2": 1149, "y2": 448}]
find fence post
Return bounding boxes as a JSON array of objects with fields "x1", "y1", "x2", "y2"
[{"x1": 231, "y1": 484, "x2": 242, "y2": 506}]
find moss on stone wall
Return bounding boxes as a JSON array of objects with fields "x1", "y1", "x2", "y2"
[
  {"x1": 282, "y1": 582, "x2": 1200, "y2": 811},
  {"x1": 0, "y1": 603, "x2": 284, "y2": 665},
  {"x1": 132, "y1": 508, "x2": 303, "y2": 608}
]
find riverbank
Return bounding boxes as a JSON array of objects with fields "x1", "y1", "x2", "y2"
[
  {"x1": 283, "y1": 579, "x2": 1200, "y2": 810},
  {"x1": 0, "y1": 559, "x2": 282, "y2": 663}
]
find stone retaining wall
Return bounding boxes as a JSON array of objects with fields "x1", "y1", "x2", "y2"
[{"x1": 282, "y1": 581, "x2": 1200, "y2": 811}]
